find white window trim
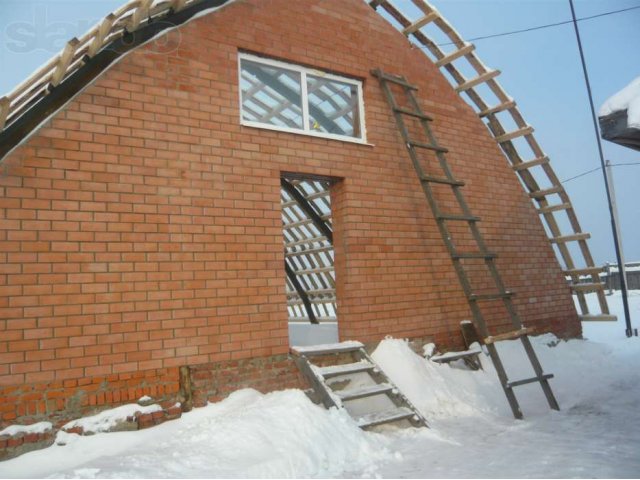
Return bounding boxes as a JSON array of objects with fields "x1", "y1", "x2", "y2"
[{"x1": 238, "y1": 52, "x2": 367, "y2": 144}]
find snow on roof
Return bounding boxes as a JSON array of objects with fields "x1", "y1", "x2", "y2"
[{"x1": 599, "y1": 76, "x2": 640, "y2": 129}]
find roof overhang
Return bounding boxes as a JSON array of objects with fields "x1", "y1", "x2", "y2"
[{"x1": 599, "y1": 110, "x2": 640, "y2": 152}]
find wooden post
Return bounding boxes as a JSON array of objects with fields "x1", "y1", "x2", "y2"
[
  {"x1": 50, "y1": 38, "x2": 80, "y2": 88},
  {"x1": 87, "y1": 14, "x2": 116, "y2": 58},
  {"x1": 0, "y1": 96, "x2": 10, "y2": 131},
  {"x1": 129, "y1": 0, "x2": 153, "y2": 31}
]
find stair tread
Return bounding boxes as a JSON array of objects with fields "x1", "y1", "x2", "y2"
[
  {"x1": 291, "y1": 341, "x2": 364, "y2": 356},
  {"x1": 431, "y1": 345, "x2": 482, "y2": 363},
  {"x1": 356, "y1": 407, "x2": 415, "y2": 428},
  {"x1": 317, "y1": 361, "x2": 376, "y2": 378},
  {"x1": 335, "y1": 383, "x2": 394, "y2": 401}
]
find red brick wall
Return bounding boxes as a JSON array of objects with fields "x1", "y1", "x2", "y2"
[{"x1": 0, "y1": 0, "x2": 580, "y2": 425}]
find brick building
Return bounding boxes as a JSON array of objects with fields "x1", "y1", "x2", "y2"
[{"x1": 0, "y1": 0, "x2": 589, "y2": 428}]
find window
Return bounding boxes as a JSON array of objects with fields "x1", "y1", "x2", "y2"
[{"x1": 239, "y1": 53, "x2": 366, "y2": 143}]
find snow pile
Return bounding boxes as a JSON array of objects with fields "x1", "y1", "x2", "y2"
[
  {"x1": 62, "y1": 403, "x2": 162, "y2": 434},
  {"x1": 1, "y1": 389, "x2": 393, "y2": 478},
  {"x1": 2, "y1": 292, "x2": 639, "y2": 478},
  {"x1": 599, "y1": 76, "x2": 640, "y2": 128},
  {"x1": 372, "y1": 338, "x2": 490, "y2": 419},
  {"x1": 0, "y1": 421, "x2": 52, "y2": 437}
]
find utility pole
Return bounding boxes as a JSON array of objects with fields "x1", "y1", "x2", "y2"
[
  {"x1": 568, "y1": 0, "x2": 633, "y2": 337},
  {"x1": 605, "y1": 160, "x2": 629, "y2": 292}
]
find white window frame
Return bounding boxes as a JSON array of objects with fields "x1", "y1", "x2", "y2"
[{"x1": 238, "y1": 53, "x2": 367, "y2": 144}]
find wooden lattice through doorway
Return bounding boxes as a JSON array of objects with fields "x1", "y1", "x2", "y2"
[{"x1": 280, "y1": 173, "x2": 339, "y2": 346}]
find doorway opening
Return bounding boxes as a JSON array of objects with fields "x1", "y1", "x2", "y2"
[{"x1": 280, "y1": 173, "x2": 338, "y2": 346}]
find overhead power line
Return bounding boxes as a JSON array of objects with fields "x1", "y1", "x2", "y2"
[
  {"x1": 562, "y1": 162, "x2": 640, "y2": 183},
  {"x1": 436, "y1": 4, "x2": 640, "y2": 46}
]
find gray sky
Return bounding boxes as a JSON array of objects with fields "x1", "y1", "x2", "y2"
[{"x1": 0, "y1": 0, "x2": 638, "y2": 265}]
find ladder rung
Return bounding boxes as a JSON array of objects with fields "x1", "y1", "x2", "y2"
[
  {"x1": 469, "y1": 291, "x2": 514, "y2": 301},
  {"x1": 537, "y1": 203, "x2": 571, "y2": 214},
  {"x1": 402, "y1": 12, "x2": 439, "y2": 35},
  {"x1": 478, "y1": 100, "x2": 516, "y2": 118},
  {"x1": 484, "y1": 327, "x2": 531, "y2": 345},
  {"x1": 570, "y1": 282, "x2": 605, "y2": 292},
  {"x1": 408, "y1": 141, "x2": 448, "y2": 153},
  {"x1": 512, "y1": 156, "x2": 549, "y2": 171},
  {"x1": 420, "y1": 175, "x2": 464, "y2": 187},
  {"x1": 435, "y1": 44, "x2": 475, "y2": 67},
  {"x1": 495, "y1": 126, "x2": 534, "y2": 144},
  {"x1": 550, "y1": 233, "x2": 591, "y2": 243},
  {"x1": 455, "y1": 70, "x2": 500, "y2": 93},
  {"x1": 336, "y1": 383, "x2": 393, "y2": 401},
  {"x1": 452, "y1": 252, "x2": 497, "y2": 260},
  {"x1": 318, "y1": 361, "x2": 375, "y2": 379},
  {"x1": 356, "y1": 407, "x2": 415, "y2": 428},
  {"x1": 371, "y1": 70, "x2": 418, "y2": 90},
  {"x1": 394, "y1": 107, "x2": 432, "y2": 121},
  {"x1": 564, "y1": 266, "x2": 604, "y2": 276},
  {"x1": 529, "y1": 186, "x2": 563, "y2": 199},
  {"x1": 435, "y1": 213, "x2": 480, "y2": 222},
  {"x1": 579, "y1": 314, "x2": 617, "y2": 322},
  {"x1": 290, "y1": 341, "x2": 363, "y2": 356},
  {"x1": 507, "y1": 374, "x2": 553, "y2": 389}
]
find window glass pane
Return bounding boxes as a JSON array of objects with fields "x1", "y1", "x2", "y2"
[
  {"x1": 240, "y1": 59, "x2": 304, "y2": 129},
  {"x1": 306, "y1": 75, "x2": 360, "y2": 138}
]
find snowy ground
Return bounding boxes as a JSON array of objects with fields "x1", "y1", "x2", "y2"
[{"x1": 1, "y1": 292, "x2": 639, "y2": 478}]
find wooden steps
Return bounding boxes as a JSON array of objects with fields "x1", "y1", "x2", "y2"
[{"x1": 291, "y1": 341, "x2": 428, "y2": 430}]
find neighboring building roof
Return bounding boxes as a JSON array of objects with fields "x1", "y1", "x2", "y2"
[{"x1": 599, "y1": 76, "x2": 640, "y2": 152}]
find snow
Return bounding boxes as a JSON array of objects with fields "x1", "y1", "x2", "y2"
[
  {"x1": 62, "y1": 403, "x2": 162, "y2": 435},
  {"x1": 1, "y1": 292, "x2": 639, "y2": 478},
  {"x1": 599, "y1": 76, "x2": 640, "y2": 128},
  {"x1": 0, "y1": 421, "x2": 52, "y2": 437}
]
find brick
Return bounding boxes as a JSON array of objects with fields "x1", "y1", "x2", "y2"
[{"x1": 0, "y1": 0, "x2": 580, "y2": 428}]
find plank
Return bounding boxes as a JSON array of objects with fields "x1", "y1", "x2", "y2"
[
  {"x1": 455, "y1": 70, "x2": 500, "y2": 93},
  {"x1": 356, "y1": 407, "x2": 414, "y2": 428},
  {"x1": 335, "y1": 383, "x2": 393, "y2": 401},
  {"x1": 290, "y1": 341, "x2": 364, "y2": 356},
  {"x1": 435, "y1": 44, "x2": 475, "y2": 67},
  {"x1": 484, "y1": 327, "x2": 531, "y2": 345},
  {"x1": 402, "y1": 12, "x2": 439, "y2": 35}
]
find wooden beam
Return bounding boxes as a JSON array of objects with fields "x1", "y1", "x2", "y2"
[
  {"x1": 50, "y1": 38, "x2": 80, "y2": 88},
  {"x1": 435, "y1": 44, "x2": 475, "y2": 67},
  {"x1": 512, "y1": 156, "x2": 549, "y2": 171},
  {"x1": 0, "y1": 97, "x2": 10, "y2": 130},
  {"x1": 495, "y1": 126, "x2": 534, "y2": 144},
  {"x1": 528, "y1": 185, "x2": 563, "y2": 199},
  {"x1": 129, "y1": 0, "x2": 153, "y2": 31},
  {"x1": 402, "y1": 12, "x2": 439, "y2": 35},
  {"x1": 87, "y1": 14, "x2": 117, "y2": 58},
  {"x1": 478, "y1": 100, "x2": 516, "y2": 118},
  {"x1": 285, "y1": 262, "x2": 317, "y2": 324},
  {"x1": 281, "y1": 178, "x2": 333, "y2": 243},
  {"x1": 455, "y1": 70, "x2": 500, "y2": 93},
  {"x1": 485, "y1": 327, "x2": 531, "y2": 345},
  {"x1": 550, "y1": 232, "x2": 591, "y2": 243}
]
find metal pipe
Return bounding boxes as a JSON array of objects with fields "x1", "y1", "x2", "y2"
[{"x1": 568, "y1": 0, "x2": 633, "y2": 337}]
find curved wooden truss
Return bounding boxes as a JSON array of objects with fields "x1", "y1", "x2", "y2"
[
  {"x1": 0, "y1": 0, "x2": 611, "y2": 321},
  {"x1": 281, "y1": 177, "x2": 337, "y2": 324},
  {"x1": 369, "y1": 0, "x2": 611, "y2": 320}
]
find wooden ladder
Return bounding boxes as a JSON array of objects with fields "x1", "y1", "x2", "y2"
[
  {"x1": 291, "y1": 341, "x2": 428, "y2": 429},
  {"x1": 372, "y1": 68, "x2": 559, "y2": 419},
  {"x1": 368, "y1": 0, "x2": 613, "y2": 323}
]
